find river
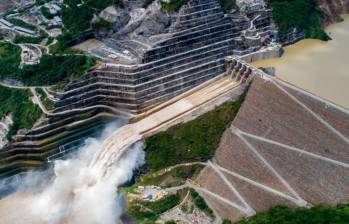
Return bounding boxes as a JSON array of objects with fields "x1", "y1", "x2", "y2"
[{"x1": 252, "y1": 15, "x2": 349, "y2": 110}]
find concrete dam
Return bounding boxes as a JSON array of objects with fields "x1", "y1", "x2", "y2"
[
  {"x1": 0, "y1": 58, "x2": 250, "y2": 223},
  {"x1": 0, "y1": 0, "x2": 279, "y2": 177},
  {"x1": 1, "y1": 57, "x2": 347, "y2": 223}
]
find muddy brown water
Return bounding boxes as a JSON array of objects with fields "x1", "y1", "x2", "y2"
[{"x1": 252, "y1": 15, "x2": 349, "y2": 110}]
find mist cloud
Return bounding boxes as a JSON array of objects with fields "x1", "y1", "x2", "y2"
[{"x1": 0, "y1": 120, "x2": 145, "y2": 224}]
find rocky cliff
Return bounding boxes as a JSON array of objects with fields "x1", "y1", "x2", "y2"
[{"x1": 319, "y1": 0, "x2": 349, "y2": 26}]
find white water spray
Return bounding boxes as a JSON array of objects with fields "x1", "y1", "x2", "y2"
[{"x1": 0, "y1": 121, "x2": 145, "y2": 224}]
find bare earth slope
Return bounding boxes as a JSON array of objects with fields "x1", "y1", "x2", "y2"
[
  {"x1": 197, "y1": 76, "x2": 349, "y2": 222},
  {"x1": 0, "y1": 0, "x2": 15, "y2": 13},
  {"x1": 319, "y1": 0, "x2": 349, "y2": 25}
]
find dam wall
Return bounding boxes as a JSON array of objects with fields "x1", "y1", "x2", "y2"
[
  {"x1": 196, "y1": 62, "x2": 349, "y2": 222},
  {"x1": 0, "y1": 56, "x2": 251, "y2": 178},
  {"x1": 238, "y1": 46, "x2": 283, "y2": 63},
  {"x1": 52, "y1": 0, "x2": 276, "y2": 115}
]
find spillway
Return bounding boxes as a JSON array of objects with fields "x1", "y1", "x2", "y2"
[{"x1": 0, "y1": 73, "x2": 244, "y2": 224}]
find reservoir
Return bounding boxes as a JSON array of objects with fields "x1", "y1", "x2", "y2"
[{"x1": 252, "y1": 15, "x2": 349, "y2": 109}]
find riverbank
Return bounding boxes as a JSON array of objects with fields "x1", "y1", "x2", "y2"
[{"x1": 252, "y1": 14, "x2": 349, "y2": 110}]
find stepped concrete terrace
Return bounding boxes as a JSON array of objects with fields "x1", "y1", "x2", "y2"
[
  {"x1": 196, "y1": 58, "x2": 349, "y2": 222},
  {"x1": 0, "y1": 0, "x2": 276, "y2": 177},
  {"x1": 0, "y1": 70, "x2": 247, "y2": 178},
  {"x1": 54, "y1": 0, "x2": 270, "y2": 115}
]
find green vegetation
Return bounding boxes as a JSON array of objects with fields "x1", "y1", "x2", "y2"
[
  {"x1": 128, "y1": 193, "x2": 181, "y2": 223},
  {"x1": 8, "y1": 18, "x2": 36, "y2": 31},
  {"x1": 61, "y1": 0, "x2": 121, "y2": 36},
  {"x1": 46, "y1": 36, "x2": 54, "y2": 45},
  {"x1": 165, "y1": 221, "x2": 176, "y2": 224},
  {"x1": 0, "y1": 42, "x2": 96, "y2": 86},
  {"x1": 13, "y1": 31, "x2": 48, "y2": 44},
  {"x1": 237, "y1": 204, "x2": 349, "y2": 224},
  {"x1": 269, "y1": 0, "x2": 330, "y2": 41},
  {"x1": 13, "y1": 35, "x2": 43, "y2": 44},
  {"x1": 127, "y1": 95, "x2": 246, "y2": 222},
  {"x1": 145, "y1": 95, "x2": 245, "y2": 171},
  {"x1": 0, "y1": 42, "x2": 21, "y2": 77},
  {"x1": 223, "y1": 219, "x2": 232, "y2": 224},
  {"x1": 41, "y1": 6, "x2": 56, "y2": 20},
  {"x1": 148, "y1": 194, "x2": 180, "y2": 214},
  {"x1": 157, "y1": 0, "x2": 236, "y2": 12},
  {"x1": 47, "y1": 24, "x2": 62, "y2": 30},
  {"x1": 217, "y1": 0, "x2": 237, "y2": 12},
  {"x1": 92, "y1": 18, "x2": 113, "y2": 32},
  {"x1": 51, "y1": 0, "x2": 121, "y2": 50},
  {"x1": 222, "y1": 219, "x2": 232, "y2": 224},
  {"x1": 190, "y1": 189, "x2": 214, "y2": 217},
  {"x1": 36, "y1": 0, "x2": 49, "y2": 6},
  {"x1": 50, "y1": 83, "x2": 65, "y2": 92},
  {"x1": 161, "y1": 0, "x2": 190, "y2": 12},
  {"x1": 0, "y1": 86, "x2": 42, "y2": 139},
  {"x1": 36, "y1": 88, "x2": 55, "y2": 110},
  {"x1": 143, "y1": 0, "x2": 156, "y2": 8},
  {"x1": 132, "y1": 164, "x2": 204, "y2": 190},
  {"x1": 19, "y1": 54, "x2": 96, "y2": 85}
]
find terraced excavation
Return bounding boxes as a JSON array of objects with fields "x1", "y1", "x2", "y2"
[{"x1": 0, "y1": 0, "x2": 277, "y2": 177}]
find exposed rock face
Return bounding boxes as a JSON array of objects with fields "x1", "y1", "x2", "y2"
[
  {"x1": 0, "y1": 115, "x2": 12, "y2": 149},
  {"x1": 236, "y1": 0, "x2": 266, "y2": 11},
  {"x1": 0, "y1": 0, "x2": 279, "y2": 176},
  {"x1": 0, "y1": 0, "x2": 15, "y2": 14},
  {"x1": 318, "y1": 0, "x2": 349, "y2": 26},
  {"x1": 99, "y1": 6, "x2": 131, "y2": 31},
  {"x1": 115, "y1": 1, "x2": 171, "y2": 42},
  {"x1": 130, "y1": 2, "x2": 170, "y2": 38}
]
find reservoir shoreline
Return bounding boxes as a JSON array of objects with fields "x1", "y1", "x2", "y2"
[{"x1": 252, "y1": 15, "x2": 349, "y2": 110}]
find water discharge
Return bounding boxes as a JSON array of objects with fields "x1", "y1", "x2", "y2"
[
  {"x1": 252, "y1": 14, "x2": 349, "y2": 109},
  {"x1": 0, "y1": 121, "x2": 145, "y2": 224},
  {"x1": 1, "y1": 15, "x2": 348, "y2": 223},
  {"x1": 0, "y1": 66, "x2": 242, "y2": 223}
]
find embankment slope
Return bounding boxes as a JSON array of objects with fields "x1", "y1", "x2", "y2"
[{"x1": 197, "y1": 75, "x2": 349, "y2": 221}]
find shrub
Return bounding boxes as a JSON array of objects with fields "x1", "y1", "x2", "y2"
[
  {"x1": 13, "y1": 31, "x2": 48, "y2": 44},
  {"x1": 134, "y1": 164, "x2": 204, "y2": 188},
  {"x1": 148, "y1": 194, "x2": 180, "y2": 214},
  {"x1": 8, "y1": 18, "x2": 36, "y2": 31},
  {"x1": 165, "y1": 221, "x2": 177, "y2": 224},
  {"x1": 62, "y1": 0, "x2": 122, "y2": 35},
  {"x1": 41, "y1": 6, "x2": 55, "y2": 20},
  {"x1": 145, "y1": 95, "x2": 245, "y2": 171},
  {"x1": 0, "y1": 41, "x2": 96, "y2": 86},
  {"x1": 143, "y1": 0, "x2": 156, "y2": 8},
  {"x1": 20, "y1": 54, "x2": 96, "y2": 85},
  {"x1": 0, "y1": 42, "x2": 21, "y2": 78},
  {"x1": 161, "y1": 0, "x2": 190, "y2": 12},
  {"x1": 129, "y1": 193, "x2": 180, "y2": 223},
  {"x1": 236, "y1": 204, "x2": 349, "y2": 224},
  {"x1": 269, "y1": 0, "x2": 330, "y2": 41},
  {"x1": 190, "y1": 189, "x2": 214, "y2": 217},
  {"x1": 218, "y1": 0, "x2": 237, "y2": 12},
  {"x1": 0, "y1": 86, "x2": 42, "y2": 139}
]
